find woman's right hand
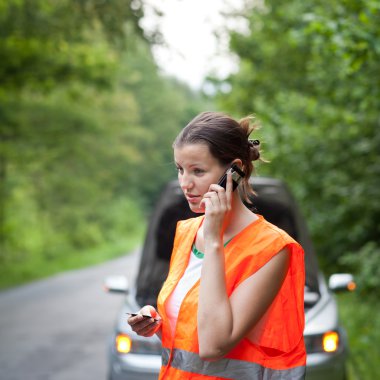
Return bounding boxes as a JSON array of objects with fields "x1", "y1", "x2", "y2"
[{"x1": 127, "y1": 305, "x2": 162, "y2": 337}]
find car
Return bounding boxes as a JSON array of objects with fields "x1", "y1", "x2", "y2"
[{"x1": 105, "y1": 176, "x2": 355, "y2": 380}]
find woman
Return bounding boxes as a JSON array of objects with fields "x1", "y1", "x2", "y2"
[{"x1": 128, "y1": 111, "x2": 306, "y2": 379}]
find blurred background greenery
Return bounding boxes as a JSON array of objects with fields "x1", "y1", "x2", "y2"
[{"x1": 0, "y1": 0, "x2": 379, "y2": 378}]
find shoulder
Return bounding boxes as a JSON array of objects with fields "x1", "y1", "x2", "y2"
[
  {"x1": 169, "y1": 216, "x2": 204, "y2": 266},
  {"x1": 252, "y1": 216, "x2": 299, "y2": 249},
  {"x1": 258, "y1": 219, "x2": 304, "y2": 263},
  {"x1": 176, "y1": 215, "x2": 204, "y2": 231},
  {"x1": 172, "y1": 216, "x2": 204, "y2": 247},
  {"x1": 229, "y1": 216, "x2": 303, "y2": 276},
  {"x1": 233, "y1": 215, "x2": 298, "y2": 252}
]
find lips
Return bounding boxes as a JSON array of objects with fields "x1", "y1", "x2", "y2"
[{"x1": 186, "y1": 194, "x2": 201, "y2": 204}]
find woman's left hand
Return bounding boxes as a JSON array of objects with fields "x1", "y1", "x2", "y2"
[{"x1": 201, "y1": 171, "x2": 233, "y2": 241}]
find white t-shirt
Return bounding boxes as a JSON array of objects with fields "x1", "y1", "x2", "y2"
[{"x1": 166, "y1": 245, "x2": 203, "y2": 335}]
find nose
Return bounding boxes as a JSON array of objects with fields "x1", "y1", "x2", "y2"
[{"x1": 179, "y1": 171, "x2": 193, "y2": 191}]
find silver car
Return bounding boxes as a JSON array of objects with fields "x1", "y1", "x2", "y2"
[{"x1": 105, "y1": 177, "x2": 354, "y2": 380}]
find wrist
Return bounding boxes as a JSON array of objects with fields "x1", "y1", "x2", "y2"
[{"x1": 205, "y1": 239, "x2": 223, "y2": 253}]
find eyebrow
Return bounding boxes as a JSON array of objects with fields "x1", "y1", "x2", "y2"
[{"x1": 175, "y1": 162, "x2": 205, "y2": 168}]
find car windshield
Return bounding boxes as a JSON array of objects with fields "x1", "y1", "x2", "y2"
[{"x1": 135, "y1": 177, "x2": 320, "y2": 308}]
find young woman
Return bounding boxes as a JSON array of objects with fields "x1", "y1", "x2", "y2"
[{"x1": 128, "y1": 111, "x2": 306, "y2": 379}]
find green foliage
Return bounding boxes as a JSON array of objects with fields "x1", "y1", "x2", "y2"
[
  {"x1": 215, "y1": 0, "x2": 380, "y2": 289},
  {"x1": 0, "y1": 88, "x2": 142, "y2": 261},
  {"x1": 0, "y1": 0, "x2": 145, "y2": 91},
  {"x1": 337, "y1": 293, "x2": 380, "y2": 379},
  {"x1": 339, "y1": 242, "x2": 380, "y2": 296},
  {"x1": 0, "y1": 1, "x2": 207, "y2": 288}
]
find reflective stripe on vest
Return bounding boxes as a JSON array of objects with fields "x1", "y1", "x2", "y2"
[{"x1": 162, "y1": 347, "x2": 306, "y2": 380}]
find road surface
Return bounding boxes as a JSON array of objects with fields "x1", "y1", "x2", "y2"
[{"x1": 0, "y1": 249, "x2": 140, "y2": 380}]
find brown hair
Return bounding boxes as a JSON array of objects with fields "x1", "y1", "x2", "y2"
[{"x1": 173, "y1": 111, "x2": 263, "y2": 203}]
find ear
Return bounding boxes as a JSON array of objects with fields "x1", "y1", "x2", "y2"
[{"x1": 231, "y1": 159, "x2": 243, "y2": 169}]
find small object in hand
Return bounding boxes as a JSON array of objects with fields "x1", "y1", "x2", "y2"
[{"x1": 126, "y1": 312, "x2": 158, "y2": 321}]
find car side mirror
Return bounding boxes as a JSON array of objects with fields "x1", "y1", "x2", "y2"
[
  {"x1": 104, "y1": 275, "x2": 129, "y2": 294},
  {"x1": 328, "y1": 273, "x2": 356, "y2": 293}
]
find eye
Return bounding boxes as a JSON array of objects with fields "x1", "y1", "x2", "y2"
[
  {"x1": 176, "y1": 166, "x2": 184, "y2": 175},
  {"x1": 193, "y1": 168, "x2": 205, "y2": 175}
]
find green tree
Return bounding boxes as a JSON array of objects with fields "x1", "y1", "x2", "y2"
[
  {"x1": 215, "y1": 0, "x2": 380, "y2": 275},
  {"x1": 0, "y1": 0, "x2": 208, "y2": 287},
  {"x1": 0, "y1": 0, "x2": 147, "y2": 265},
  {"x1": 0, "y1": 0, "x2": 146, "y2": 91}
]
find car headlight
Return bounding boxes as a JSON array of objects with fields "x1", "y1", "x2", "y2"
[
  {"x1": 115, "y1": 332, "x2": 162, "y2": 355},
  {"x1": 305, "y1": 331, "x2": 340, "y2": 354},
  {"x1": 116, "y1": 333, "x2": 132, "y2": 354}
]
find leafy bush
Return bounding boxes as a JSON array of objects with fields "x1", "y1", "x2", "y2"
[
  {"x1": 338, "y1": 293, "x2": 380, "y2": 380},
  {"x1": 339, "y1": 242, "x2": 380, "y2": 297}
]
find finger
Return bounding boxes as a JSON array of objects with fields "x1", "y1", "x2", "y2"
[
  {"x1": 130, "y1": 317, "x2": 157, "y2": 333},
  {"x1": 208, "y1": 189, "x2": 228, "y2": 211},
  {"x1": 140, "y1": 321, "x2": 162, "y2": 337},
  {"x1": 207, "y1": 192, "x2": 221, "y2": 209},
  {"x1": 140, "y1": 305, "x2": 157, "y2": 318},
  {"x1": 225, "y1": 171, "x2": 233, "y2": 206},
  {"x1": 127, "y1": 314, "x2": 144, "y2": 325},
  {"x1": 217, "y1": 183, "x2": 228, "y2": 204},
  {"x1": 138, "y1": 305, "x2": 161, "y2": 322},
  {"x1": 136, "y1": 324, "x2": 156, "y2": 336},
  {"x1": 128, "y1": 309, "x2": 158, "y2": 327},
  {"x1": 202, "y1": 189, "x2": 223, "y2": 199},
  {"x1": 200, "y1": 197, "x2": 211, "y2": 212},
  {"x1": 128, "y1": 314, "x2": 149, "y2": 326},
  {"x1": 208, "y1": 183, "x2": 226, "y2": 193},
  {"x1": 201, "y1": 196, "x2": 211, "y2": 208},
  {"x1": 207, "y1": 184, "x2": 228, "y2": 210}
]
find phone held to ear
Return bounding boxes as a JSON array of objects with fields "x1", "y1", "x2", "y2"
[{"x1": 217, "y1": 164, "x2": 245, "y2": 191}]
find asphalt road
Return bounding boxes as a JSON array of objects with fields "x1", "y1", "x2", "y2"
[{"x1": 0, "y1": 249, "x2": 140, "y2": 380}]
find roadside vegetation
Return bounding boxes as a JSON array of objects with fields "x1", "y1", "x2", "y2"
[
  {"x1": 0, "y1": 0, "x2": 209, "y2": 288},
  {"x1": 210, "y1": 1, "x2": 379, "y2": 378},
  {"x1": 338, "y1": 294, "x2": 380, "y2": 380}
]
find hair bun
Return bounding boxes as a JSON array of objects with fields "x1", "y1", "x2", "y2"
[{"x1": 248, "y1": 139, "x2": 260, "y2": 161}]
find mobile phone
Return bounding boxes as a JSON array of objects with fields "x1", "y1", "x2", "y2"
[
  {"x1": 217, "y1": 164, "x2": 245, "y2": 191},
  {"x1": 126, "y1": 312, "x2": 158, "y2": 321}
]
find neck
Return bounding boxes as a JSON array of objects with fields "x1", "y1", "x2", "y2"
[{"x1": 222, "y1": 191, "x2": 258, "y2": 237}]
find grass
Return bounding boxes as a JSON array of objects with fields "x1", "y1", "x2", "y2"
[
  {"x1": 0, "y1": 230, "x2": 145, "y2": 290},
  {"x1": 337, "y1": 293, "x2": 380, "y2": 380}
]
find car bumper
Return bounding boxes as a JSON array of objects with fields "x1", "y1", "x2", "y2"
[{"x1": 109, "y1": 353, "x2": 161, "y2": 380}]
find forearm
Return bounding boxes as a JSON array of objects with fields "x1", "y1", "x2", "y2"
[
  {"x1": 198, "y1": 244, "x2": 291, "y2": 360},
  {"x1": 197, "y1": 239, "x2": 235, "y2": 359}
]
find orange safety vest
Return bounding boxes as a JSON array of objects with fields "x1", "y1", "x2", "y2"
[{"x1": 157, "y1": 215, "x2": 306, "y2": 380}]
